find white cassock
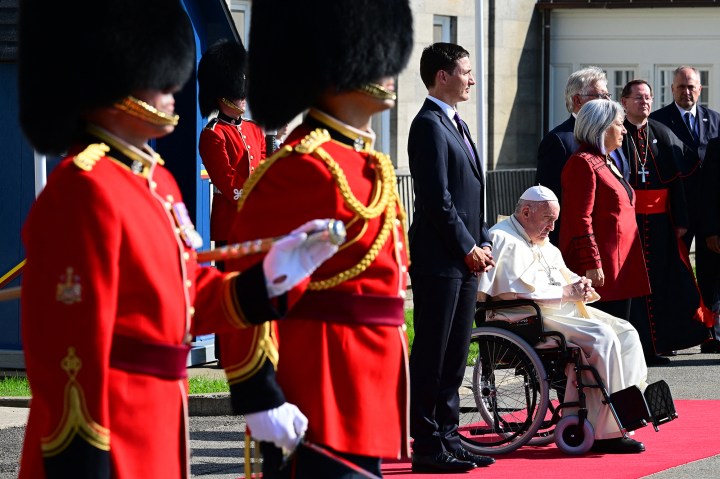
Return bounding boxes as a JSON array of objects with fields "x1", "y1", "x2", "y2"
[{"x1": 478, "y1": 216, "x2": 648, "y2": 440}]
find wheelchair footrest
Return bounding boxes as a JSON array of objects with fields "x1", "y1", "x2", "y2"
[
  {"x1": 609, "y1": 385, "x2": 652, "y2": 432},
  {"x1": 644, "y1": 380, "x2": 678, "y2": 428}
]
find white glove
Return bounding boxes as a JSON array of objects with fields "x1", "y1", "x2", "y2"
[
  {"x1": 263, "y1": 219, "x2": 340, "y2": 297},
  {"x1": 245, "y1": 402, "x2": 308, "y2": 452}
]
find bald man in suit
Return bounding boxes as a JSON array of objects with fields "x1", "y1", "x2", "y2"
[{"x1": 651, "y1": 66, "x2": 720, "y2": 353}]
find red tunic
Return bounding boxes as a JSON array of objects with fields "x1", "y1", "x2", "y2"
[
  {"x1": 19, "y1": 134, "x2": 271, "y2": 479},
  {"x1": 221, "y1": 109, "x2": 411, "y2": 459},
  {"x1": 199, "y1": 116, "x2": 266, "y2": 241},
  {"x1": 559, "y1": 145, "x2": 651, "y2": 301}
]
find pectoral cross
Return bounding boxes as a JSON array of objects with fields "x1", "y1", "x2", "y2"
[{"x1": 639, "y1": 164, "x2": 649, "y2": 183}]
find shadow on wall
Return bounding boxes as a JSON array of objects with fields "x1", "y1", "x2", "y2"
[{"x1": 489, "y1": 1, "x2": 543, "y2": 170}]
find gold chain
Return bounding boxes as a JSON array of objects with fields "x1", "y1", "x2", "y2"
[
  {"x1": 309, "y1": 146, "x2": 401, "y2": 289},
  {"x1": 236, "y1": 128, "x2": 406, "y2": 289}
]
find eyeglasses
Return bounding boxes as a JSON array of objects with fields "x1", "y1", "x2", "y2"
[{"x1": 580, "y1": 92, "x2": 612, "y2": 100}]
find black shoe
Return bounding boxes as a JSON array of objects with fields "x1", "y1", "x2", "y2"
[
  {"x1": 645, "y1": 354, "x2": 671, "y2": 366},
  {"x1": 660, "y1": 350, "x2": 677, "y2": 357},
  {"x1": 700, "y1": 339, "x2": 720, "y2": 353},
  {"x1": 591, "y1": 437, "x2": 645, "y2": 454},
  {"x1": 452, "y1": 448, "x2": 495, "y2": 467},
  {"x1": 411, "y1": 451, "x2": 476, "y2": 473}
]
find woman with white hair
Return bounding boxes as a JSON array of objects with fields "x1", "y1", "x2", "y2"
[{"x1": 559, "y1": 99, "x2": 651, "y2": 321}]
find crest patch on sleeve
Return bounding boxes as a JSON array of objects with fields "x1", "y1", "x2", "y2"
[{"x1": 56, "y1": 267, "x2": 82, "y2": 304}]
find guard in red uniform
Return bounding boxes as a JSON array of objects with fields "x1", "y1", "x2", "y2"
[
  {"x1": 17, "y1": 2, "x2": 337, "y2": 478},
  {"x1": 218, "y1": 0, "x2": 414, "y2": 477},
  {"x1": 198, "y1": 39, "x2": 266, "y2": 244},
  {"x1": 198, "y1": 39, "x2": 267, "y2": 364}
]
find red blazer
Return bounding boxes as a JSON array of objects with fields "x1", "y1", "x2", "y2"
[
  {"x1": 20, "y1": 140, "x2": 272, "y2": 479},
  {"x1": 199, "y1": 117, "x2": 266, "y2": 241},
  {"x1": 559, "y1": 145, "x2": 650, "y2": 301},
  {"x1": 220, "y1": 111, "x2": 411, "y2": 459}
]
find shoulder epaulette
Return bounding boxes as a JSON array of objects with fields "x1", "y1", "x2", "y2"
[
  {"x1": 242, "y1": 117, "x2": 257, "y2": 125},
  {"x1": 295, "y1": 128, "x2": 331, "y2": 154},
  {"x1": 73, "y1": 143, "x2": 110, "y2": 172},
  {"x1": 204, "y1": 118, "x2": 219, "y2": 131}
]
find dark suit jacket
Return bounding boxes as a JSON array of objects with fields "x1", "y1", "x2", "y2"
[
  {"x1": 701, "y1": 137, "x2": 720, "y2": 238},
  {"x1": 536, "y1": 115, "x2": 579, "y2": 201},
  {"x1": 651, "y1": 103, "x2": 720, "y2": 173},
  {"x1": 408, "y1": 98, "x2": 491, "y2": 278},
  {"x1": 650, "y1": 103, "x2": 720, "y2": 233}
]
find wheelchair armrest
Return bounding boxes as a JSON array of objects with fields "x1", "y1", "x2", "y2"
[
  {"x1": 475, "y1": 299, "x2": 547, "y2": 346},
  {"x1": 476, "y1": 298, "x2": 542, "y2": 315},
  {"x1": 475, "y1": 299, "x2": 543, "y2": 326}
]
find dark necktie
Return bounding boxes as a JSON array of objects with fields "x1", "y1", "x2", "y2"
[
  {"x1": 453, "y1": 111, "x2": 476, "y2": 161},
  {"x1": 684, "y1": 112, "x2": 699, "y2": 145}
]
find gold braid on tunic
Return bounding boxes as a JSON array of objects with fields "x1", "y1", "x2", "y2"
[{"x1": 237, "y1": 128, "x2": 408, "y2": 290}]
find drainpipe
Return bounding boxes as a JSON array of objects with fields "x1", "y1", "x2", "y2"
[
  {"x1": 541, "y1": 8, "x2": 551, "y2": 136},
  {"x1": 475, "y1": 0, "x2": 487, "y2": 218}
]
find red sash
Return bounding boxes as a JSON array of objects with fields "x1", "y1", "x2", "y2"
[
  {"x1": 111, "y1": 335, "x2": 190, "y2": 379},
  {"x1": 634, "y1": 189, "x2": 668, "y2": 214},
  {"x1": 291, "y1": 291, "x2": 405, "y2": 326}
]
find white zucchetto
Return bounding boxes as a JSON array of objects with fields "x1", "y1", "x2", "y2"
[{"x1": 519, "y1": 185, "x2": 559, "y2": 202}]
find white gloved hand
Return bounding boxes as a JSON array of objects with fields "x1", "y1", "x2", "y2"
[
  {"x1": 263, "y1": 219, "x2": 340, "y2": 298},
  {"x1": 245, "y1": 402, "x2": 308, "y2": 452}
]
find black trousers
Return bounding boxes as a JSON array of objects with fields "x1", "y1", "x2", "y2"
[
  {"x1": 260, "y1": 442, "x2": 382, "y2": 478},
  {"x1": 409, "y1": 273, "x2": 478, "y2": 455},
  {"x1": 694, "y1": 236, "x2": 720, "y2": 314}
]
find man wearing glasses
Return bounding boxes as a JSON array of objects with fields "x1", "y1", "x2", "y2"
[
  {"x1": 619, "y1": 79, "x2": 710, "y2": 365},
  {"x1": 536, "y1": 66, "x2": 628, "y2": 245}
]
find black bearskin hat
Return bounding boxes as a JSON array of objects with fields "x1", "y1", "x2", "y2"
[
  {"x1": 247, "y1": 0, "x2": 413, "y2": 129},
  {"x1": 18, "y1": 0, "x2": 195, "y2": 155},
  {"x1": 197, "y1": 39, "x2": 248, "y2": 118}
]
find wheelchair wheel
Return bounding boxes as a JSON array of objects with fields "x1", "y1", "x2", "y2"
[
  {"x1": 459, "y1": 327, "x2": 550, "y2": 455},
  {"x1": 554, "y1": 415, "x2": 594, "y2": 455}
]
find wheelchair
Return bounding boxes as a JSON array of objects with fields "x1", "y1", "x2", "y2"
[{"x1": 457, "y1": 298, "x2": 677, "y2": 455}]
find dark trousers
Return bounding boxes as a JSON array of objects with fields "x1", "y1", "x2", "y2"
[
  {"x1": 409, "y1": 273, "x2": 478, "y2": 455},
  {"x1": 694, "y1": 236, "x2": 720, "y2": 314},
  {"x1": 682, "y1": 226, "x2": 719, "y2": 336},
  {"x1": 260, "y1": 442, "x2": 382, "y2": 478}
]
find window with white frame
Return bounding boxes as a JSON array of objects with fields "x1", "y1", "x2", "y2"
[
  {"x1": 229, "y1": 0, "x2": 251, "y2": 44},
  {"x1": 581, "y1": 65, "x2": 636, "y2": 102},
  {"x1": 610, "y1": 69, "x2": 636, "y2": 101},
  {"x1": 433, "y1": 15, "x2": 457, "y2": 44},
  {"x1": 657, "y1": 67, "x2": 710, "y2": 107}
]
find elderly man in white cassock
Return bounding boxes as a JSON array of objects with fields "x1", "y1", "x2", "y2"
[{"x1": 477, "y1": 185, "x2": 649, "y2": 454}]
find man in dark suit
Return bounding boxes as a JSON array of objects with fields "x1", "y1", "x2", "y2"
[
  {"x1": 651, "y1": 66, "x2": 720, "y2": 353},
  {"x1": 407, "y1": 43, "x2": 495, "y2": 473},
  {"x1": 536, "y1": 66, "x2": 628, "y2": 244},
  {"x1": 701, "y1": 137, "x2": 720, "y2": 347}
]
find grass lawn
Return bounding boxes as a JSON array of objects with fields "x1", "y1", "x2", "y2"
[
  {"x1": 0, "y1": 375, "x2": 29, "y2": 396},
  {"x1": 0, "y1": 375, "x2": 229, "y2": 396}
]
